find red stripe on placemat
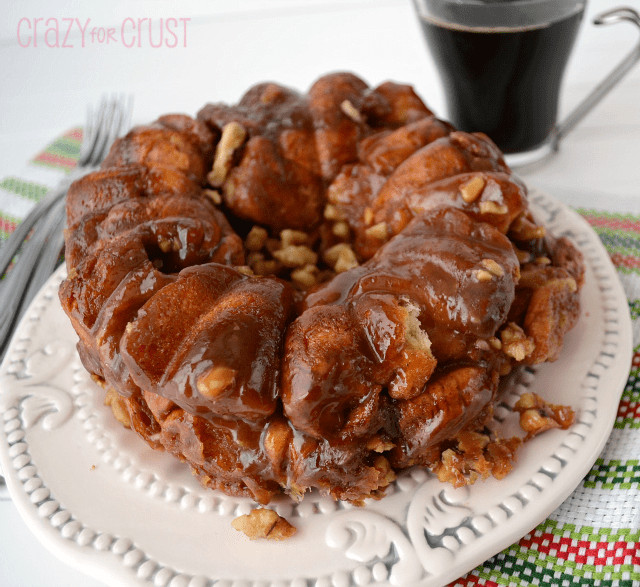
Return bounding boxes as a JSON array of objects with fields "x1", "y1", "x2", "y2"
[
  {"x1": 520, "y1": 533, "x2": 640, "y2": 566},
  {"x1": 32, "y1": 152, "x2": 77, "y2": 170},
  {"x1": 1, "y1": 217, "x2": 17, "y2": 234},
  {"x1": 450, "y1": 574, "x2": 498, "y2": 586},
  {"x1": 63, "y1": 128, "x2": 83, "y2": 141},
  {"x1": 583, "y1": 215, "x2": 640, "y2": 234},
  {"x1": 610, "y1": 252, "x2": 640, "y2": 270},
  {"x1": 618, "y1": 396, "x2": 640, "y2": 420}
]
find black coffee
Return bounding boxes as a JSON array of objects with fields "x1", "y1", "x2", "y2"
[{"x1": 420, "y1": 8, "x2": 583, "y2": 153}]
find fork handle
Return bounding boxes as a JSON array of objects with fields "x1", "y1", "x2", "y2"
[
  {"x1": 0, "y1": 197, "x2": 67, "y2": 357},
  {"x1": 0, "y1": 180, "x2": 70, "y2": 277}
]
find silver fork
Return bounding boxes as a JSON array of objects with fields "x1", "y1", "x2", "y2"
[{"x1": 0, "y1": 94, "x2": 133, "y2": 359}]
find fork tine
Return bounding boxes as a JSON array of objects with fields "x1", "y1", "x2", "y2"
[
  {"x1": 81, "y1": 96, "x2": 109, "y2": 167},
  {"x1": 20, "y1": 199, "x2": 66, "y2": 314},
  {"x1": 90, "y1": 97, "x2": 118, "y2": 166},
  {"x1": 0, "y1": 94, "x2": 133, "y2": 360}
]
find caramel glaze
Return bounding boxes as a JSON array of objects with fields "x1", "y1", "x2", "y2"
[
  {"x1": 59, "y1": 72, "x2": 584, "y2": 504},
  {"x1": 283, "y1": 208, "x2": 517, "y2": 445}
]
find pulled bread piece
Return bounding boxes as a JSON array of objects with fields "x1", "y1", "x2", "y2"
[{"x1": 60, "y1": 72, "x2": 583, "y2": 505}]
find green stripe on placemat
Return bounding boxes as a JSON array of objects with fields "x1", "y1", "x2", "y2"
[
  {"x1": 578, "y1": 208, "x2": 640, "y2": 224},
  {"x1": 594, "y1": 228, "x2": 640, "y2": 251},
  {"x1": 32, "y1": 127, "x2": 82, "y2": 172},
  {"x1": 477, "y1": 554, "x2": 637, "y2": 586},
  {"x1": 584, "y1": 458, "x2": 640, "y2": 489},
  {"x1": 0, "y1": 177, "x2": 49, "y2": 202},
  {"x1": 536, "y1": 520, "x2": 640, "y2": 542},
  {"x1": 467, "y1": 521, "x2": 640, "y2": 586}
]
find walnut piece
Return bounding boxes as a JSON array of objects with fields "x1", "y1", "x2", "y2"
[
  {"x1": 514, "y1": 392, "x2": 575, "y2": 439},
  {"x1": 365, "y1": 221, "x2": 389, "y2": 241},
  {"x1": 104, "y1": 388, "x2": 131, "y2": 428},
  {"x1": 459, "y1": 175, "x2": 486, "y2": 203},
  {"x1": 475, "y1": 269, "x2": 494, "y2": 282},
  {"x1": 208, "y1": 121, "x2": 247, "y2": 187},
  {"x1": 499, "y1": 322, "x2": 535, "y2": 362},
  {"x1": 245, "y1": 226, "x2": 268, "y2": 252},
  {"x1": 291, "y1": 264, "x2": 318, "y2": 288},
  {"x1": 231, "y1": 508, "x2": 297, "y2": 541},
  {"x1": 479, "y1": 201, "x2": 508, "y2": 215},
  {"x1": 340, "y1": 99, "x2": 364, "y2": 123},
  {"x1": 273, "y1": 245, "x2": 318, "y2": 268},
  {"x1": 196, "y1": 366, "x2": 237, "y2": 399},
  {"x1": 280, "y1": 229, "x2": 309, "y2": 248},
  {"x1": 203, "y1": 188, "x2": 222, "y2": 205},
  {"x1": 481, "y1": 258, "x2": 504, "y2": 277}
]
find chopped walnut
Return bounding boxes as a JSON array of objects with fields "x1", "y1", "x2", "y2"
[
  {"x1": 332, "y1": 221, "x2": 350, "y2": 238},
  {"x1": 263, "y1": 419, "x2": 293, "y2": 468},
  {"x1": 481, "y1": 258, "x2": 504, "y2": 277},
  {"x1": 231, "y1": 508, "x2": 297, "y2": 541},
  {"x1": 515, "y1": 248, "x2": 532, "y2": 263},
  {"x1": 475, "y1": 269, "x2": 494, "y2": 282},
  {"x1": 459, "y1": 175, "x2": 486, "y2": 203},
  {"x1": 203, "y1": 188, "x2": 222, "y2": 205},
  {"x1": 365, "y1": 221, "x2": 389, "y2": 241},
  {"x1": 235, "y1": 265, "x2": 254, "y2": 276},
  {"x1": 252, "y1": 259, "x2": 280, "y2": 276},
  {"x1": 324, "y1": 243, "x2": 358, "y2": 273},
  {"x1": 104, "y1": 388, "x2": 131, "y2": 428},
  {"x1": 510, "y1": 214, "x2": 546, "y2": 240},
  {"x1": 273, "y1": 245, "x2": 318, "y2": 268},
  {"x1": 245, "y1": 226, "x2": 268, "y2": 251},
  {"x1": 280, "y1": 229, "x2": 309, "y2": 248},
  {"x1": 324, "y1": 243, "x2": 353, "y2": 266},
  {"x1": 373, "y1": 455, "x2": 397, "y2": 488},
  {"x1": 291, "y1": 264, "x2": 319, "y2": 288},
  {"x1": 499, "y1": 322, "x2": 535, "y2": 362},
  {"x1": 247, "y1": 251, "x2": 265, "y2": 266},
  {"x1": 363, "y1": 207, "x2": 374, "y2": 226},
  {"x1": 158, "y1": 239, "x2": 172, "y2": 253},
  {"x1": 514, "y1": 392, "x2": 575, "y2": 439},
  {"x1": 366, "y1": 436, "x2": 396, "y2": 453},
  {"x1": 265, "y1": 238, "x2": 282, "y2": 255},
  {"x1": 535, "y1": 256, "x2": 551, "y2": 266},
  {"x1": 340, "y1": 99, "x2": 364, "y2": 123},
  {"x1": 196, "y1": 366, "x2": 237, "y2": 399},
  {"x1": 208, "y1": 122, "x2": 247, "y2": 187},
  {"x1": 335, "y1": 249, "x2": 359, "y2": 273},
  {"x1": 479, "y1": 201, "x2": 508, "y2": 215},
  {"x1": 324, "y1": 203, "x2": 346, "y2": 221},
  {"x1": 433, "y1": 431, "x2": 522, "y2": 487}
]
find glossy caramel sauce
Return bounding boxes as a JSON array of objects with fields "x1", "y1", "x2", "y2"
[{"x1": 59, "y1": 74, "x2": 583, "y2": 504}]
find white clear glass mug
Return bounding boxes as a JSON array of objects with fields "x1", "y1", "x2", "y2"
[{"x1": 412, "y1": 1, "x2": 640, "y2": 167}]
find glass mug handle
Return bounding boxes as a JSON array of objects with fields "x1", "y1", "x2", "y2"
[{"x1": 550, "y1": 7, "x2": 640, "y2": 150}]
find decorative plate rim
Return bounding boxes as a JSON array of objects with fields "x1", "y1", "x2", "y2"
[{"x1": 0, "y1": 189, "x2": 633, "y2": 587}]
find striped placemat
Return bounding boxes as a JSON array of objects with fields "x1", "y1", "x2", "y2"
[{"x1": 1, "y1": 132, "x2": 638, "y2": 586}]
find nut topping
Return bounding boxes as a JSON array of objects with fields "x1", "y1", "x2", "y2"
[
  {"x1": 208, "y1": 121, "x2": 247, "y2": 187},
  {"x1": 481, "y1": 258, "x2": 505, "y2": 277},
  {"x1": 459, "y1": 175, "x2": 486, "y2": 203},
  {"x1": 232, "y1": 508, "x2": 297, "y2": 541},
  {"x1": 479, "y1": 201, "x2": 508, "y2": 215},
  {"x1": 340, "y1": 99, "x2": 364, "y2": 123},
  {"x1": 196, "y1": 366, "x2": 237, "y2": 399}
]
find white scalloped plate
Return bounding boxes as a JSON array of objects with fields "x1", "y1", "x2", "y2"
[{"x1": 0, "y1": 190, "x2": 632, "y2": 587}]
